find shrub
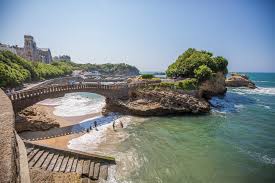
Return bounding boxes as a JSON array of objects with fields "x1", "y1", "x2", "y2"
[
  {"x1": 159, "y1": 82, "x2": 175, "y2": 88},
  {"x1": 194, "y1": 65, "x2": 213, "y2": 82},
  {"x1": 141, "y1": 74, "x2": 154, "y2": 79},
  {"x1": 176, "y1": 78, "x2": 198, "y2": 90}
]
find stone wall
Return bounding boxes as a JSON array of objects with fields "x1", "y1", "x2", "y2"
[
  {"x1": 0, "y1": 89, "x2": 30, "y2": 183},
  {"x1": 0, "y1": 89, "x2": 18, "y2": 182}
]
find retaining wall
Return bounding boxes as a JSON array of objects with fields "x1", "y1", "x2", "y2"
[{"x1": 0, "y1": 89, "x2": 30, "y2": 183}]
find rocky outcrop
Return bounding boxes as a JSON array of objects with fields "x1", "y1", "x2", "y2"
[
  {"x1": 199, "y1": 72, "x2": 227, "y2": 99},
  {"x1": 15, "y1": 106, "x2": 60, "y2": 132},
  {"x1": 103, "y1": 89, "x2": 210, "y2": 116},
  {"x1": 226, "y1": 73, "x2": 256, "y2": 89}
]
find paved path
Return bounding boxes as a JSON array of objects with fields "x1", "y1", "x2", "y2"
[{"x1": 19, "y1": 115, "x2": 117, "y2": 141}]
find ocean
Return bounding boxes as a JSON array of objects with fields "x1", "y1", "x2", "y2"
[{"x1": 42, "y1": 73, "x2": 275, "y2": 183}]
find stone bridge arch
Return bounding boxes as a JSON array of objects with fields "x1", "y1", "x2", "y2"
[{"x1": 9, "y1": 83, "x2": 134, "y2": 113}]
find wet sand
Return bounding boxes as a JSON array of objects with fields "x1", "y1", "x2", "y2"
[
  {"x1": 27, "y1": 103, "x2": 101, "y2": 149},
  {"x1": 35, "y1": 133, "x2": 82, "y2": 149},
  {"x1": 36, "y1": 104, "x2": 101, "y2": 127}
]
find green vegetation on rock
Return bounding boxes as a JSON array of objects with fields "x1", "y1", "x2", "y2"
[
  {"x1": 141, "y1": 74, "x2": 154, "y2": 79},
  {"x1": 160, "y1": 78, "x2": 198, "y2": 90},
  {"x1": 194, "y1": 65, "x2": 213, "y2": 82},
  {"x1": 166, "y1": 48, "x2": 228, "y2": 80},
  {"x1": 73, "y1": 63, "x2": 139, "y2": 76}
]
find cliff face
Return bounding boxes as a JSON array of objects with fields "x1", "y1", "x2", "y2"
[
  {"x1": 103, "y1": 89, "x2": 210, "y2": 116},
  {"x1": 198, "y1": 72, "x2": 227, "y2": 99},
  {"x1": 226, "y1": 74, "x2": 256, "y2": 89}
]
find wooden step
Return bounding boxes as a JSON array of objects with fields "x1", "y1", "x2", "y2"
[
  {"x1": 47, "y1": 154, "x2": 59, "y2": 171},
  {"x1": 59, "y1": 156, "x2": 69, "y2": 172},
  {"x1": 41, "y1": 153, "x2": 54, "y2": 170},
  {"x1": 81, "y1": 178, "x2": 91, "y2": 183},
  {"x1": 82, "y1": 160, "x2": 91, "y2": 176},
  {"x1": 29, "y1": 150, "x2": 44, "y2": 167},
  {"x1": 23, "y1": 141, "x2": 115, "y2": 181},
  {"x1": 76, "y1": 159, "x2": 84, "y2": 174},
  {"x1": 27, "y1": 148, "x2": 39, "y2": 161},
  {"x1": 99, "y1": 164, "x2": 108, "y2": 180},
  {"x1": 53, "y1": 155, "x2": 64, "y2": 172},
  {"x1": 71, "y1": 158, "x2": 78, "y2": 172},
  {"x1": 65, "y1": 157, "x2": 74, "y2": 173},
  {"x1": 34, "y1": 151, "x2": 49, "y2": 168},
  {"x1": 88, "y1": 162, "x2": 95, "y2": 179},
  {"x1": 93, "y1": 163, "x2": 100, "y2": 180}
]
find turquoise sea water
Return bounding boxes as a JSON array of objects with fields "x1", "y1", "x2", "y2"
[{"x1": 116, "y1": 73, "x2": 275, "y2": 183}]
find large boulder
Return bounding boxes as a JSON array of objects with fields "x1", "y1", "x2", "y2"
[
  {"x1": 198, "y1": 72, "x2": 227, "y2": 99},
  {"x1": 226, "y1": 73, "x2": 256, "y2": 89},
  {"x1": 103, "y1": 89, "x2": 210, "y2": 116},
  {"x1": 15, "y1": 106, "x2": 60, "y2": 132}
]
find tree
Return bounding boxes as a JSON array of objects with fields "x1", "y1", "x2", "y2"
[
  {"x1": 166, "y1": 48, "x2": 228, "y2": 78},
  {"x1": 194, "y1": 65, "x2": 213, "y2": 82}
]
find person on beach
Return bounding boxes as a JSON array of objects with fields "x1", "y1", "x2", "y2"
[
  {"x1": 94, "y1": 120, "x2": 98, "y2": 131},
  {"x1": 120, "y1": 120, "x2": 124, "y2": 128},
  {"x1": 113, "y1": 120, "x2": 116, "y2": 131}
]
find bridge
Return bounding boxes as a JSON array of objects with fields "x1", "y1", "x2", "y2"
[{"x1": 9, "y1": 83, "x2": 149, "y2": 113}]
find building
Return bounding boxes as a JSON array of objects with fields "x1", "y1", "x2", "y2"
[
  {"x1": 53, "y1": 55, "x2": 71, "y2": 62},
  {"x1": 0, "y1": 43, "x2": 17, "y2": 54},
  {"x1": 0, "y1": 35, "x2": 52, "y2": 64},
  {"x1": 83, "y1": 71, "x2": 101, "y2": 77}
]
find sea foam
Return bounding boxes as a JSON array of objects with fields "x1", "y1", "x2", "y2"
[
  {"x1": 39, "y1": 92, "x2": 105, "y2": 117},
  {"x1": 231, "y1": 87, "x2": 275, "y2": 96}
]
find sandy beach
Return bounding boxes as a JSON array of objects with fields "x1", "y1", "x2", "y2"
[
  {"x1": 36, "y1": 104, "x2": 102, "y2": 127},
  {"x1": 23, "y1": 103, "x2": 102, "y2": 149},
  {"x1": 31, "y1": 102, "x2": 133, "y2": 150}
]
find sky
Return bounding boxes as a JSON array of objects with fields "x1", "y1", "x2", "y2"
[{"x1": 0, "y1": 0, "x2": 274, "y2": 72}]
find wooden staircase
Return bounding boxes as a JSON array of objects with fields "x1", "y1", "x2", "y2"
[{"x1": 24, "y1": 141, "x2": 115, "y2": 182}]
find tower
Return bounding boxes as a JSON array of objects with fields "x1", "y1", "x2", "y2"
[{"x1": 23, "y1": 35, "x2": 38, "y2": 61}]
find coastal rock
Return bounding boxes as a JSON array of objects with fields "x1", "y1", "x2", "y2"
[
  {"x1": 103, "y1": 89, "x2": 210, "y2": 116},
  {"x1": 199, "y1": 72, "x2": 227, "y2": 98},
  {"x1": 226, "y1": 73, "x2": 256, "y2": 89},
  {"x1": 15, "y1": 106, "x2": 60, "y2": 132}
]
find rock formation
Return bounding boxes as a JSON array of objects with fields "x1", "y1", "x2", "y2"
[
  {"x1": 15, "y1": 106, "x2": 60, "y2": 132},
  {"x1": 103, "y1": 88, "x2": 210, "y2": 116},
  {"x1": 226, "y1": 73, "x2": 256, "y2": 89},
  {"x1": 199, "y1": 72, "x2": 227, "y2": 98}
]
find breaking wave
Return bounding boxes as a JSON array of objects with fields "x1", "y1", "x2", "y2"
[
  {"x1": 230, "y1": 87, "x2": 275, "y2": 96},
  {"x1": 209, "y1": 91, "x2": 255, "y2": 114},
  {"x1": 238, "y1": 147, "x2": 275, "y2": 165},
  {"x1": 38, "y1": 92, "x2": 105, "y2": 117}
]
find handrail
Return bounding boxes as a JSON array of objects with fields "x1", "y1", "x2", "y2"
[{"x1": 8, "y1": 82, "x2": 159, "y2": 101}]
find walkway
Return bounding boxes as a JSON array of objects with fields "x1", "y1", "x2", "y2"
[
  {"x1": 20, "y1": 115, "x2": 116, "y2": 141},
  {"x1": 25, "y1": 141, "x2": 115, "y2": 182}
]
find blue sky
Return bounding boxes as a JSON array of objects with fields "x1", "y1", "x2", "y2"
[{"x1": 0, "y1": 0, "x2": 274, "y2": 72}]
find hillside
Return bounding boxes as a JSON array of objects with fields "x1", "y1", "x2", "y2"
[{"x1": 0, "y1": 50, "x2": 140, "y2": 88}]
